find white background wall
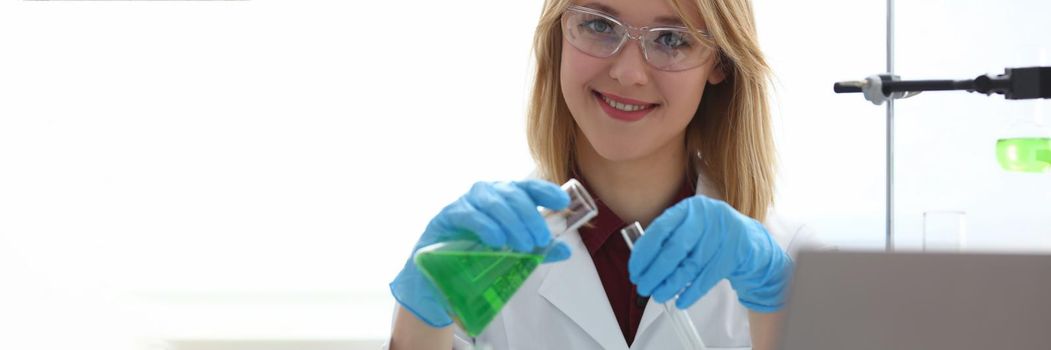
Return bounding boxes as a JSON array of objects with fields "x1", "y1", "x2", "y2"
[{"x1": 0, "y1": 0, "x2": 1046, "y2": 348}]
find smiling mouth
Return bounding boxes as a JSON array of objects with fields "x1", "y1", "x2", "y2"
[
  {"x1": 591, "y1": 90, "x2": 659, "y2": 122},
  {"x1": 592, "y1": 90, "x2": 658, "y2": 112}
]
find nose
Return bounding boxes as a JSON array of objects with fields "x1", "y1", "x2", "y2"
[{"x1": 608, "y1": 39, "x2": 649, "y2": 87}]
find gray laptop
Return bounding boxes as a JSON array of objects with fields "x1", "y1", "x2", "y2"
[{"x1": 779, "y1": 250, "x2": 1051, "y2": 350}]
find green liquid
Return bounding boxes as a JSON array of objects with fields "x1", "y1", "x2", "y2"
[
  {"x1": 997, "y1": 137, "x2": 1051, "y2": 173},
  {"x1": 414, "y1": 242, "x2": 543, "y2": 337}
]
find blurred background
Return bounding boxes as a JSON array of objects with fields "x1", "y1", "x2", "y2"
[{"x1": 0, "y1": 0, "x2": 1048, "y2": 349}]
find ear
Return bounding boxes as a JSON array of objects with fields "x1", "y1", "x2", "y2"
[{"x1": 707, "y1": 61, "x2": 727, "y2": 85}]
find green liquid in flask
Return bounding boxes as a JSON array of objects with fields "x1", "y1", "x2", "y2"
[
  {"x1": 997, "y1": 137, "x2": 1051, "y2": 173},
  {"x1": 414, "y1": 243, "x2": 543, "y2": 337}
]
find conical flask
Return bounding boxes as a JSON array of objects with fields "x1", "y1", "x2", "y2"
[
  {"x1": 413, "y1": 179, "x2": 598, "y2": 336},
  {"x1": 996, "y1": 49, "x2": 1051, "y2": 173},
  {"x1": 996, "y1": 99, "x2": 1051, "y2": 173}
]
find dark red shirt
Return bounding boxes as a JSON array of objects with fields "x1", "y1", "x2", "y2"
[{"x1": 577, "y1": 176, "x2": 696, "y2": 346}]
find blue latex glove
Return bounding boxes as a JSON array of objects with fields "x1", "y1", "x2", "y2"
[
  {"x1": 389, "y1": 179, "x2": 573, "y2": 328},
  {"x1": 628, "y1": 195, "x2": 793, "y2": 312}
]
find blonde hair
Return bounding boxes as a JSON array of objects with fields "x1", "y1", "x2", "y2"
[{"x1": 527, "y1": 0, "x2": 775, "y2": 221}]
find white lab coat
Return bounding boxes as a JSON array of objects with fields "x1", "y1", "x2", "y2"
[{"x1": 385, "y1": 174, "x2": 821, "y2": 350}]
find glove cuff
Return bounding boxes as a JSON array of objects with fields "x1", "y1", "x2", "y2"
[
  {"x1": 732, "y1": 229, "x2": 795, "y2": 312},
  {"x1": 389, "y1": 262, "x2": 454, "y2": 328}
]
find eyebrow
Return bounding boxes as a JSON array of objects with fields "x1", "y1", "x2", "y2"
[{"x1": 581, "y1": 2, "x2": 687, "y2": 26}]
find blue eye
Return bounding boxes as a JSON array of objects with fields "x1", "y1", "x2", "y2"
[
  {"x1": 581, "y1": 19, "x2": 615, "y2": 34},
  {"x1": 655, "y1": 31, "x2": 691, "y2": 49}
]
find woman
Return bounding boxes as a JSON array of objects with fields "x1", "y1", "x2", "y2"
[{"x1": 388, "y1": 0, "x2": 819, "y2": 348}]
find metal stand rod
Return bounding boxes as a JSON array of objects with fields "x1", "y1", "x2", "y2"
[
  {"x1": 886, "y1": 0, "x2": 895, "y2": 252},
  {"x1": 834, "y1": 80, "x2": 973, "y2": 94}
]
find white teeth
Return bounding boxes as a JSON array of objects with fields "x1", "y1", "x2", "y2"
[{"x1": 601, "y1": 94, "x2": 649, "y2": 112}]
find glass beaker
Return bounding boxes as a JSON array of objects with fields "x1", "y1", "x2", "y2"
[
  {"x1": 922, "y1": 210, "x2": 966, "y2": 252},
  {"x1": 412, "y1": 179, "x2": 598, "y2": 337}
]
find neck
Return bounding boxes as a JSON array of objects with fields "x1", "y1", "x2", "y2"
[{"x1": 575, "y1": 133, "x2": 690, "y2": 228}]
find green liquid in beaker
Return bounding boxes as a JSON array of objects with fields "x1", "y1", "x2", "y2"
[
  {"x1": 997, "y1": 137, "x2": 1051, "y2": 173},
  {"x1": 414, "y1": 245, "x2": 543, "y2": 337}
]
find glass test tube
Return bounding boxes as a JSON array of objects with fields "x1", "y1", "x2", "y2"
[
  {"x1": 539, "y1": 178, "x2": 599, "y2": 242},
  {"x1": 621, "y1": 222, "x2": 708, "y2": 350}
]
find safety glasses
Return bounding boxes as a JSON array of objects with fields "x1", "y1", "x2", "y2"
[{"x1": 561, "y1": 5, "x2": 717, "y2": 72}]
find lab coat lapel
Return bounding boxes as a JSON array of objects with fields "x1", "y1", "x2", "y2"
[
  {"x1": 538, "y1": 229, "x2": 628, "y2": 350},
  {"x1": 635, "y1": 298, "x2": 667, "y2": 342}
]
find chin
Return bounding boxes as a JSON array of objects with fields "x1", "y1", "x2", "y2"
[{"x1": 588, "y1": 139, "x2": 653, "y2": 162}]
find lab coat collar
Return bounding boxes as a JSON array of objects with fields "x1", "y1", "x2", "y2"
[
  {"x1": 536, "y1": 170, "x2": 724, "y2": 349},
  {"x1": 538, "y1": 228, "x2": 629, "y2": 350}
]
